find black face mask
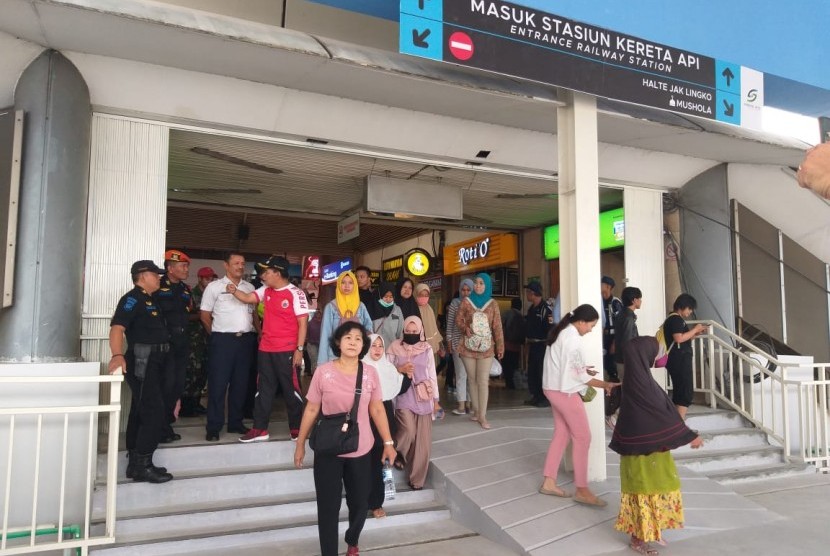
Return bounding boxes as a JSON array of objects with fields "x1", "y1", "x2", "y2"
[{"x1": 402, "y1": 333, "x2": 420, "y2": 345}]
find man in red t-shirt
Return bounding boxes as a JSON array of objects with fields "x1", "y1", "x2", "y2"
[{"x1": 228, "y1": 256, "x2": 309, "y2": 442}]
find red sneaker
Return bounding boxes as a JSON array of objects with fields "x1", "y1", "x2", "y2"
[
  {"x1": 346, "y1": 546, "x2": 359, "y2": 556},
  {"x1": 238, "y1": 428, "x2": 270, "y2": 443}
]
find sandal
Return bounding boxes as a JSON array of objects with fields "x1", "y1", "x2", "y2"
[
  {"x1": 479, "y1": 420, "x2": 491, "y2": 430},
  {"x1": 408, "y1": 482, "x2": 423, "y2": 491},
  {"x1": 538, "y1": 485, "x2": 569, "y2": 497},
  {"x1": 629, "y1": 539, "x2": 659, "y2": 555},
  {"x1": 393, "y1": 457, "x2": 405, "y2": 471},
  {"x1": 573, "y1": 494, "x2": 607, "y2": 508},
  {"x1": 371, "y1": 508, "x2": 386, "y2": 518}
]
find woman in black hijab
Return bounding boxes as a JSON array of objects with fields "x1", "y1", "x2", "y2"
[
  {"x1": 394, "y1": 277, "x2": 419, "y2": 320},
  {"x1": 610, "y1": 336, "x2": 703, "y2": 555}
]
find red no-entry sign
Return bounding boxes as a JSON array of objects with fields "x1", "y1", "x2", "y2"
[{"x1": 448, "y1": 31, "x2": 474, "y2": 61}]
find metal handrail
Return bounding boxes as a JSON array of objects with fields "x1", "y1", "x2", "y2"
[
  {"x1": 688, "y1": 319, "x2": 827, "y2": 370},
  {"x1": 685, "y1": 320, "x2": 830, "y2": 471},
  {"x1": 0, "y1": 374, "x2": 122, "y2": 555}
]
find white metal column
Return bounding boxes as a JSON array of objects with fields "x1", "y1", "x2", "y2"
[
  {"x1": 81, "y1": 114, "x2": 169, "y2": 431},
  {"x1": 623, "y1": 187, "x2": 668, "y2": 387},
  {"x1": 557, "y1": 91, "x2": 605, "y2": 481}
]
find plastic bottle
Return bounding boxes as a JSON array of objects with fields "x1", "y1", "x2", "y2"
[{"x1": 383, "y1": 462, "x2": 396, "y2": 500}]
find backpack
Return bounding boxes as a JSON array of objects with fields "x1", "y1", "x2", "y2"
[
  {"x1": 654, "y1": 312, "x2": 678, "y2": 367},
  {"x1": 464, "y1": 299, "x2": 494, "y2": 353}
]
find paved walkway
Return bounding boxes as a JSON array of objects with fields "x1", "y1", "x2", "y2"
[
  {"x1": 157, "y1": 386, "x2": 830, "y2": 555},
  {"x1": 428, "y1": 405, "x2": 830, "y2": 556}
]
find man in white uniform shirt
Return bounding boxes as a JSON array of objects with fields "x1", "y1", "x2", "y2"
[{"x1": 200, "y1": 252, "x2": 256, "y2": 442}]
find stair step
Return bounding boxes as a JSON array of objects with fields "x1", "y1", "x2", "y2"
[
  {"x1": 706, "y1": 461, "x2": 816, "y2": 484},
  {"x1": 684, "y1": 409, "x2": 749, "y2": 432},
  {"x1": 674, "y1": 445, "x2": 784, "y2": 473},
  {"x1": 89, "y1": 509, "x2": 456, "y2": 556},
  {"x1": 672, "y1": 427, "x2": 769, "y2": 453},
  {"x1": 365, "y1": 533, "x2": 518, "y2": 555},
  {"x1": 98, "y1": 441, "x2": 299, "y2": 483},
  {"x1": 99, "y1": 489, "x2": 439, "y2": 546},
  {"x1": 94, "y1": 468, "x2": 313, "y2": 520},
  {"x1": 255, "y1": 518, "x2": 479, "y2": 556},
  {"x1": 94, "y1": 466, "x2": 412, "y2": 520}
]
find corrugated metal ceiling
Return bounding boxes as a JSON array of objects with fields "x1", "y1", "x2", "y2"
[{"x1": 166, "y1": 129, "x2": 620, "y2": 257}]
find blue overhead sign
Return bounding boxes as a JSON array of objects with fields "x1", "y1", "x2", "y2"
[
  {"x1": 311, "y1": 1, "x2": 829, "y2": 96},
  {"x1": 321, "y1": 257, "x2": 352, "y2": 284},
  {"x1": 399, "y1": 0, "x2": 766, "y2": 127}
]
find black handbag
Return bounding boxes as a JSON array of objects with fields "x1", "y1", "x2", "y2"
[{"x1": 309, "y1": 362, "x2": 363, "y2": 456}]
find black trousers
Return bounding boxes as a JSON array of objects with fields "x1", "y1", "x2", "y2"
[
  {"x1": 527, "y1": 342, "x2": 546, "y2": 401},
  {"x1": 368, "y1": 400, "x2": 395, "y2": 510},
  {"x1": 314, "y1": 452, "x2": 371, "y2": 555},
  {"x1": 242, "y1": 338, "x2": 259, "y2": 419},
  {"x1": 254, "y1": 350, "x2": 304, "y2": 434},
  {"x1": 667, "y1": 351, "x2": 694, "y2": 407},
  {"x1": 444, "y1": 351, "x2": 456, "y2": 389},
  {"x1": 125, "y1": 350, "x2": 169, "y2": 454},
  {"x1": 206, "y1": 332, "x2": 256, "y2": 434},
  {"x1": 163, "y1": 334, "x2": 188, "y2": 434},
  {"x1": 603, "y1": 333, "x2": 617, "y2": 380},
  {"x1": 502, "y1": 349, "x2": 521, "y2": 389}
]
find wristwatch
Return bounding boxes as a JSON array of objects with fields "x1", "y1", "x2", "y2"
[{"x1": 296, "y1": 345, "x2": 304, "y2": 351}]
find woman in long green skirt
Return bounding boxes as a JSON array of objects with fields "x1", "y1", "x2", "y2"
[{"x1": 609, "y1": 337, "x2": 703, "y2": 555}]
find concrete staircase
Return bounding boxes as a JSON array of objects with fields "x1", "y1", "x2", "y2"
[
  {"x1": 673, "y1": 406, "x2": 815, "y2": 484},
  {"x1": 87, "y1": 405, "x2": 815, "y2": 555},
  {"x1": 88, "y1": 430, "x2": 498, "y2": 556}
]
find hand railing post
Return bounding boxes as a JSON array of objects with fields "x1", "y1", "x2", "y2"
[
  {"x1": 707, "y1": 329, "x2": 718, "y2": 409},
  {"x1": 106, "y1": 378, "x2": 122, "y2": 538},
  {"x1": 781, "y1": 365, "x2": 790, "y2": 461}
]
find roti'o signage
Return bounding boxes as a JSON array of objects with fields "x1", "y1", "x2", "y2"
[
  {"x1": 459, "y1": 237, "x2": 490, "y2": 266},
  {"x1": 443, "y1": 233, "x2": 518, "y2": 275},
  {"x1": 400, "y1": 0, "x2": 762, "y2": 128}
]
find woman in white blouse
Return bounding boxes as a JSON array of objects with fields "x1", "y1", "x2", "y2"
[{"x1": 539, "y1": 304, "x2": 620, "y2": 508}]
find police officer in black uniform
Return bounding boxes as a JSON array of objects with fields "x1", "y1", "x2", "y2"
[
  {"x1": 109, "y1": 260, "x2": 174, "y2": 483},
  {"x1": 154, "y1": 249, "x2": 194, "y2": 443},
  {"x1": 524, "y1": 281, "x2": 554, "y2": 408}
]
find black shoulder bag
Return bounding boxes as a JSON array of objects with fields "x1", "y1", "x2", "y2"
[{"x1": 309, "y1": 362, "x2": 363, "y2": 456}]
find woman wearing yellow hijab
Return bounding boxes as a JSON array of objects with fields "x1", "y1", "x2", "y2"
[{"x1": 317, "y1": 270, "x2": 374, "y2": 367}]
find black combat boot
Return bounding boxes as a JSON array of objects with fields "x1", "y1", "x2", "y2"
[
  {"x1": 131, "y1": 452, "x2": 173, "y2": 483},
  {"x1": 126, "y1": 450, "x2": 167, "y2": 479}
]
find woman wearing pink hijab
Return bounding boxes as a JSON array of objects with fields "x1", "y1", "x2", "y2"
[{"x1": 386, "y1": 316, "x2": 442, "y2": 490}]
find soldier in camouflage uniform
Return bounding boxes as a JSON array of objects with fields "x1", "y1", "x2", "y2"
[{"x1": 180, "y1": 266, "x2": 217, "y2": 417}]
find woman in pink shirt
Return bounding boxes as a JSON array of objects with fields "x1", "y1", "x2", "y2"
[{"x1": 294, "y1": 322, "x2": 397, "y2": 556}]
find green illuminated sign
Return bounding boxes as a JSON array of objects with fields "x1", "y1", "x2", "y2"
[{"x1": 543, "y1": 207, "x2": 625, "y2": 260}]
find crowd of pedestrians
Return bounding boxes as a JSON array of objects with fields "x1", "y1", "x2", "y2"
[{"x1": 108, "y1": 252, "x2": 709, "y2": 555}]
